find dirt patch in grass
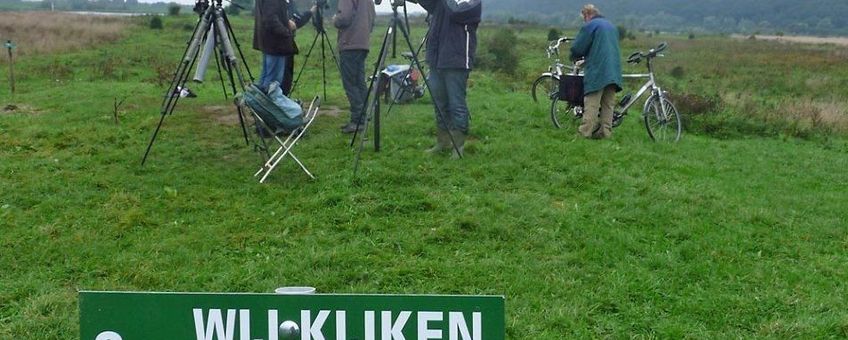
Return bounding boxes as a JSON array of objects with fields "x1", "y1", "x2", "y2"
[
  {"x1": 2, "y1": 104, "x2": 42, "y2": 115},
  {"x1": 319, "y1": 105, "x2": 343, "y2": 118},
  {"x1": 201, "y1": 105, "x2": 241, "y2": 126}
]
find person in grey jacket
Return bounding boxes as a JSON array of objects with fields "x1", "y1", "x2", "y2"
[
  {"x1": 413, "y1": 0, "x2": 482, "y2": 159},
  {"x1": 333, "y1": 0, "x2": 376, "y2": 134}
]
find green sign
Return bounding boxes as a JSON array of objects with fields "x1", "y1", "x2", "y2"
[{"x1": 80, "y1": 291, "x2": 505, "y2": 340}]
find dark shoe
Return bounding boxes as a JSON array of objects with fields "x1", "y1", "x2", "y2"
[
  {"x1": 341, "y1": 122, "x2": 364, "y2": 134},
  {"x1": 256, "y1": 125, "x2": 273, "y2": 138},
  {"x1": 290, "y1": 127, "x2": 307, "y2": 138},
  {"x1": 449, "y1": 130, "x2": 466, "y2": 160},
  {"x1": 425, "y1": 129, "x2": 451, "y2": 154}
]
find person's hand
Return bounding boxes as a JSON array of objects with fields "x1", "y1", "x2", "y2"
[{"x1": 288, "y1": 20, "x2": 297, "y2": 32}]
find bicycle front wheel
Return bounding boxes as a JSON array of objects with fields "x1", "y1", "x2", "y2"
[
  {"x1": 532, "y1": 74, "x2": 558, "y2": 103},
  {"x1": 643, "y1": 96, "x2": 682, "y2": 142},
  {"x1": 551, "y1": 97, "x2": 581, "y2": 129}
]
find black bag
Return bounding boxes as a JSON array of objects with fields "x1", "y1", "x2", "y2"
[{"x1": 558, "y1": 75, "x2": 584, "y2": 106}]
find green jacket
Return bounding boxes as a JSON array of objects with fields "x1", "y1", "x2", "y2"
[{"x1": 570, "y1": 16, "x2": 623, "y2": 95}]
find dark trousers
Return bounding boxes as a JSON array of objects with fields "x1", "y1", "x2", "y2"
[
  {"x1": 283, "y1": 57, "x2": 295, "y2": 95},
  {"x1": 429, "y1": 68, "x2": 471, "y2": 133},
  {"x1": 340, "y1": 50, "x2": 369, "y2": 124}
]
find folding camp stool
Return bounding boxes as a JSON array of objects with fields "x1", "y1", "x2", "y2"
[{"x1": 250, "y1": 96, "x2": 321, "y2": 183}]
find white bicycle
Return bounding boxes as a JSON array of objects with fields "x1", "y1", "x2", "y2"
[{"x1": 550, "y1": 42, "x2": 683, "y2": 142}]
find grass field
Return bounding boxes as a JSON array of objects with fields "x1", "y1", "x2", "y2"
[{"x1": 1, "y1": 13, "x2": 848, "y2": 338}]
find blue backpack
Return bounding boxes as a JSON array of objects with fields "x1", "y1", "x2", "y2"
[{"x1": 240, "y1": 83, "x2": 304, "y2": 133}]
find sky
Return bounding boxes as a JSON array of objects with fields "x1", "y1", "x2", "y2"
[{"x1": 135, "y1": 0, "x2": 426, "y2": 14}]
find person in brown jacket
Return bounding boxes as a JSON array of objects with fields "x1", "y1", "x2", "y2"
[
  {"x1": 253, "y1": 0, "x2": 298, "y2": 92},
  {"x1": 333, "y1": 0, "x2": 375, "y2": 134}
]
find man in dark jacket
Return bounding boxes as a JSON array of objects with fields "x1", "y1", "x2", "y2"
[
  {"x1": 570, "y1": 4, "x2": 623, "y2": 139},
  {"x1": 413, "y1": 0, "x2": 482, "y2": 159},
  {"x1": 253, "y1": 0, "x2": 298, "y2": 92},
  {"x1": 333, "y1": 0, "x2": 375, "y2": 134}
]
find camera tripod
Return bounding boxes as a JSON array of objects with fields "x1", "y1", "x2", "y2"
[
  {"x1": 289, "y1": 0, "x2": 340, "y2": 100},
  {"x1": 351, "y1": 2, "x2": 462, "y2": 177},
  {"x1": 141, "y1": 0, "x2": 253, "y2": 166}
]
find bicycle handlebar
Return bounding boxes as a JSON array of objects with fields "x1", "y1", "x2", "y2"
[
  {"x1": 546, "y1": 36, "x2": 574, "y2": 57},
  {"x1": 626, "y1": 42, "x2": 668, "y2": 64}
]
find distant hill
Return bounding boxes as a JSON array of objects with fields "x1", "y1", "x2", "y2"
[{"x1": 485, "y1": 0, "x2": 848, "y2": 36}]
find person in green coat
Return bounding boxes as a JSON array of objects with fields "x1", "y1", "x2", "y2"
[{"x1": 570, "y1": 4, "x2": 623, "y2": 139}]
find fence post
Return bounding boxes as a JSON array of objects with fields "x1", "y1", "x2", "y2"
[{"x1": 4, "y1": 40, "x2": 15, "y2": 97}]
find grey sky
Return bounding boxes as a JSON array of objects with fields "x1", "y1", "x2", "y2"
[{"x1": 136, "y1": 0, "x2": 426, "y2": 14}]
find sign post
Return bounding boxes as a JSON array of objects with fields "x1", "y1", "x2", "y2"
[
  {"x1": 80, "y1": 291, "x2": 505, "y2": 340},
  {"x1": 4, "y1": 40, "x2": 15, "y2": 97}
]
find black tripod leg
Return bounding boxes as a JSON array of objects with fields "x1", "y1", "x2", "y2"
[
  {"x1": 323, "y1": 30, "x2": 341, "y2": 72},
  {"x1": 291, "y1": 32, "x2": 321, "y2": 96},
  {"x1": 143, "y1": 8, "x2": 215, "y2": 165},
  {"x1": 321, "y1": 32, "x2": 328, "y2": 100},
  {"x1": 213, "y1": 39, "x2": 229, "y2": 99},
  {"x1": 374, "y1": 88, "x2": 381, "y2": 152},
  {"x1": 222, "y1": 10, "x2": 254, "y2": 82},
  {"x1": 352, "y1": 21, "x2": 394, "y2": 178},
  {"x1": 349, "y1": 25, "x2": 391, "y2": 148},
  {"x1": 212, "y1": 8, "x2": 250, "y2": 145},
  {"x1": 384, "y1": 85, "x2": 407, "y2": 117},
  {"x1": 141, "y1": 113, "x2": 168, "y2": 166}
]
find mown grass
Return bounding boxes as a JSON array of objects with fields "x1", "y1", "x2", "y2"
[{"x1": 1, "y1": 14, "x2": 848, "y2": 338}]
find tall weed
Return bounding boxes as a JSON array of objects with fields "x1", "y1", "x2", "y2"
[{"x1": 0, "y1": 12, "x2": 128, "y2": 59}]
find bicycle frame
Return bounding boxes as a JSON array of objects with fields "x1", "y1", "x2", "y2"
[
  {"x1": 619, "y1": 57, "x2": 668, "y2": 118},
  {"x1": 545, "y1": 37, "x2": 579, "y2": 78}
]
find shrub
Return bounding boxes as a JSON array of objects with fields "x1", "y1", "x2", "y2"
[
  {"x1": 149, "y1": 16, "x2": 163, "y2": 29},
  {"x1": 617, "y1": 25, "x2": 628, "y2": 41},
  {"x1": 670, "y1": 66, "x2": 685, "y2": 79},
  {"x1": 476, "y1": 28, "x2": 520, "y2": 76},
  {"x1": 167, "y1": 3, "x2": 181, "y2": 16},
  {"x1": 688, "y1": 33, "x2": 696, "y2": 40},
  {"x1": 547, "y1": 28, "x2": 561, "y2": 42},
  {"x1": 670, "y1": 92, "x2": 721, "y2": 116}
]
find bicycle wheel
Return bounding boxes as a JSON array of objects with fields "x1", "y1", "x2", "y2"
[
  {"x1": 551, "y1": 97, "x2": 581, "y2": 129},
  {"x1": 643, "y1": 96, "x2": 682, "y2": 142},
  {"x1": 532, "y1": 74, "x2": 558, "y2": 103}
]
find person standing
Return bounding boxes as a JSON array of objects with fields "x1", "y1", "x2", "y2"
[
  {"x1": 333, "y1": 0, "x2": 376, "y2": 134},
  {"x1": 253, "y1": 0, "x2": 298, "y2": 92},
  {"x1": 570, "y1": 4, "x2": 623, "y2": 139},
  {"x1": 414, "y1": 0, "x2": 482, "y2": 159}
]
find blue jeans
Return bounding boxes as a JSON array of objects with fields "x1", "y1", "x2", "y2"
[
  {"x1": 429, "y1": 68, "x2": 470, "y2": 133},
  {"x1": 258, "y1": 54, "x2": 288, "y2": 91},
  {"x1": 340, "y1": 50, "x2": 369, "y2": 124}
]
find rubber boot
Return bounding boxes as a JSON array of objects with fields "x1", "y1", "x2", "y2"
[
  {"x1": 449, "y1": 130, "x2": 466, "y2": 160},
  {"x1": 426, "y1": 129, "x2": 451, "y2": 154}
]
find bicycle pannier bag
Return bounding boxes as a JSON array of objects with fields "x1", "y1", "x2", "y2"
[{"x1": 559, "y1": 74, "x2": 584, "y2": 106}]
